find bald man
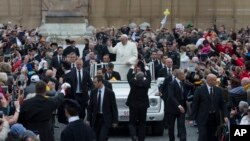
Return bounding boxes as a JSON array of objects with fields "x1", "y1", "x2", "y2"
[
  {"x1": 166, "y1": 69, "x2": 187, "y2": 141},
  {"x1": 158, "y1": 58, "x2": 173, "y2": 78},
  {"x1": 191, "y1": 74, "x2": 228, "y2": 141},
  {"x1": 107, "y1": 34, "x2": 138, "y2": 65},
  {"x1": 241, "y1": 77, "x2": 250, "y2": 104},
  {"x1": 70, "y1": 58, "x2": 93, "y2": 119}
]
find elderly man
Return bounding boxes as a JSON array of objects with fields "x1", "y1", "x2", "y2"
[
  {"x1": 229, "y1": 77, "x2": 250, "y2": 105},
  {"x1": 229, "y1": 77, "x2": 250, "y2": 93},
  {"x1": 242, "y1": 77, "x2": 250, "y2": 104},
  {"x1": 107, "y1": 34, "x2": 138, "y2": 65},
  {"x1": 191, "y1": 74, "x2": 228, "y2": 141}
]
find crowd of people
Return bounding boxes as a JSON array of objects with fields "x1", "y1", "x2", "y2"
[{"x1": 0, "y1": 21, "x2": 250, "y2": 141}]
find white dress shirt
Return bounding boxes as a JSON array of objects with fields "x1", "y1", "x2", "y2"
[
  {"x1": 206, "y1": 84, "x2": 212, "y2": 94},
  {"x1": 68, "y1": 116, "x2": 80, "y2": 123},
  {"x1": 58, "y1": 55, "x2": 62, "y2": 63}
]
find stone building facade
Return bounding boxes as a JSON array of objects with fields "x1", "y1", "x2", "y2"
[{"x1": 0, "y1": 0, "x2": 250, "y2": 30}]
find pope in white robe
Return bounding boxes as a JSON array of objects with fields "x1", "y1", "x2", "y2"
[{"x1": 107, "y1": 34, "x2": 138, "y2": 80}]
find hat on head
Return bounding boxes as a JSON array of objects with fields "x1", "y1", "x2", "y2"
[
  {"x1": 23, "y1": 130, "x2": 37, "y2": 138},
  {"x1": 30, "y1": 75, "x2": 40, "y2": 83},
  {"x1": 121, "y1": 34, "x2": 128, "y2": 39},
  {"x1": 10, "y1": 123, "x2": 26, "y2": 137}
]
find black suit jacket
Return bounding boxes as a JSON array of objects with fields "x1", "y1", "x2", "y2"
[
  {"x1": 62, "y1": 71, "x2": 74, "y2": 99},
  {"x1": 51, "y1": 55, "x2": 62, "y2": 69},
  {"x1": 19, "y1": 93, "x2": 64, "y2": 141},
  {"x1": 166, "y1": 79, "x2": 187, "y2": 114},
  {"x1": 71, "y1": 68, "x2": 93, "y2": 103},
  {"x1": 158, "y1": 67, "x2": 173, "y2": 78},
  {"x1": 159, "y1": 75, "x2": 174, "y2": 101},
  {"x1": 126, "y1": 69, "x2": 151, "y2": 109},
  {"x1": 57, "y1": 71, "x2": 75, "y2": 124},
  {"x1": 87, "y1": 87, "x2": 118, "y2": 127},
  {"x1": 60, "y1": 120, "x2": 94, "y2": 141},
  {"x1": 105, "y1": 71, "x2": 121, "y2": 80},
  {"x1": 155, "y1": 63, "x2": 164, "y2": 78},
  {"x1": 63, "y1": 46, "x2": 80, "y2": 57},
  {"x1": 191, "y1": 85, "x2": 227, "y2": 125},
  {"x1": 103, "y1": 80, "x2": 113, "y2": 90}
]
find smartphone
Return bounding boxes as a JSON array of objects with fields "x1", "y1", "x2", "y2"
[
  {"x1": 0, "y1": 111, "x2": 3, "y2": 118},
  {"x1": 4, "y1": 54, "x2": 12, "y2": 62},
  {"x1": 2, "y1": 86, "x2": 8, "y2": 94},
  {"x1": 17, "y1": 81, "x2": 22, "y2": 87}
]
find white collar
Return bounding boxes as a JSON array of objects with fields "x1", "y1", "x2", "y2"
[
  {"x1": 77, "y1": 68, "x2": 83, "y2": 72},
  {"x1": 99, "y1": 86, "x2": 105, "y2": 92},
  {"x1": 68, "y1": 116, "x2": 80, "y2": 123},
  {"x1": 206, "y1": 83, "x2": 211, "y2": 89},
  {"x1": 175, "y1": 77, "x2": 181, "y2": 83},
  {"x1": 65, "y1": 70, "x2": 71, "y2": 74}
]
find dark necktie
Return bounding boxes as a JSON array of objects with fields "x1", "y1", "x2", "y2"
[
  {"x1": 180, "y1": 81, "x2": 184, "y2": 100},
  {"x1": 78, "y1": 70, "x2": 81, "y2": 91},
  {"x1": 72, "y1": 63, "x2": 75, "y2": 68},
  {"x1": 168, "y1": 68, "x2": 171, "y2": 75},
  {"x1": 210, "y1": 87, "x2": 215, "y2": 111},
  {"x1": 210, "y1": 87, "x2": 214, "y2": 95},
  {"x1": 97, "y1": 90, "x2": 101, "y2": 113}
]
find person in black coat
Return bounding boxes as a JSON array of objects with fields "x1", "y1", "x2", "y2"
[
  {"x1": 70, "y1": 59, "x2": 93, "y2": 119},
  {"x1": 158, "y1": 58, "x2": 174, "y2": 78},
  {"x1": 57, "y1": 61, "x2": 74, "y2": 124},
  {"x1": 158, "y1": 69, "x2": 176, "y2": 128},
  {"x1": 126, "y1": 62, "x2": 151, "y2": 141},
  {"x1": 51, "y1": 47, "x2": 64, "y2": 69},
  {"x1": 191, "y1": 73, "x2": 229, "y2": 141},
  {"x1": 97, "y1": 69, "x2": 113, "y2": 90},
  {"x1": 104, "y1": 63, "x2": 121, "y2": 80},
  {"x1": 166, "y1": 69, "x2": 187, "y2": 141},
  {"x1": 63, "y1": 40, "x2": 80, "y2": 57},
  {"x1": 18, "y1": 81, "x2": 69, "y2": 141},
  {"x1": 87, "y1": 75, "x2": 118, "y2": 141},
  {"x1": 60, "y1": 99, "x2": 94, "y2": 141}
]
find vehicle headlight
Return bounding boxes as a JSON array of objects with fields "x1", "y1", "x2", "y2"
[{"x1": 149, "y1": 98, "x2": 158, "y2": 107}]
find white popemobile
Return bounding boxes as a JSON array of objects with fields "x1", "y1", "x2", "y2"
[{"x1": 91, "y1": 62, "x2": 165, "y2": 136}]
